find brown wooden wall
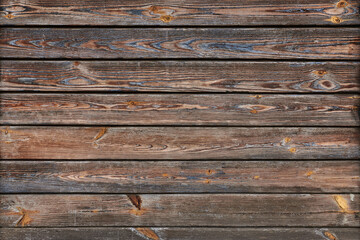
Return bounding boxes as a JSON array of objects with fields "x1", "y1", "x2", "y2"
[{"x1": 0, "y1": 0, "x2": 359, "y2": 239}]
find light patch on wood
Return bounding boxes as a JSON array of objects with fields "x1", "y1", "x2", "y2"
[
  {"x1": 203, "y1": 180, "x2": 211, "y2": 184},
  {"x1": 135, "y1": 228, "x2": 160, "y2": 240},
  {"x1": 5, "y1": 6, "x2": 26, "y2": 12},
  {"x1": 253, "y1": 176, "x2": 260, "y2": 180},
  {"x1": 350, "y1": 194, "x2": 355, "y2": 201},
  {"x1": 333, "y1": 195, "x2": 355, "y2": 213},
  {"x1": 348, "y1": 96, "x2": 360, "y2": 99}
]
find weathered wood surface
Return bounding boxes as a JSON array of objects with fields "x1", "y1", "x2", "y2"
[
  {"x1": 1, "y1": 28, "x2": 359, "y2": 59},
  {"x1": 2, "y1": 228, "x2": 360, "y2": 240},
  {"x1": 1, "y1": 0, "x2": 359, "y2": 26},
  {"x1": 1, "y1": 61, "x2": 360, "y2": 93},
  {"x1": 1, "y1": 194, "x2": 358, "y2": 227},
  {"x1": 1, "y1": 161, "x2": 359, "y2": 193},
  {"x1": 1, "y1": 126, "x2": 359, "y2": 159},
  {"x1": 1, "y1": 94, "x2": 359, "y2": 126}
]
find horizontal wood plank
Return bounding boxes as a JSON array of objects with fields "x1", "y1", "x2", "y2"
[
  {"x1": 1, "y1": 161, "x2": 359, "y2": 193},
  {"x1": 1, "y1": 93, "x2": 359, "y2": 126},
  {"x1": 1, "y1": 28, "x2": 359, "y2": 59},
  {"x1": 1, "y1": 0, "x2": 359, "y2": 26},
  {"x1": 1, "y1": 126, "x2": 359, "y2": 159},
  {"x1": 2, "y1": 228, "x2": 360, "y2": 240},
  {"x1": 1, "y1": 61, "x2": 360, "y2": 93},
  {"x1": 1, "y1": 194, "x2": 359, "y2": 227}
]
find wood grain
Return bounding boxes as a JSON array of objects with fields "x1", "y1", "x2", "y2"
[
  {"x1": 1, "y1": 161, "x2": 358, "y2": 193},
  {"x1": 1, "y1": 126, "x2": 359, "y2": 159},
  {"x1": 1, "y1": 61, "x2": 360, "y2": 93},
  {"x1": 1, "y1": 93, "x2": 359, "y2": 126},
  {"x1": 1, "y1": 194, "x2": 359, "y2": 227},
  {"x1": 1, "y1": 0, "x2": 359, "y2": 26},
  {"x1": 1, "y1": 28, "x2": 359, "y2": 59},
  {"x1": 2, "y1": 228, "x2": 360, "y2": 240}
]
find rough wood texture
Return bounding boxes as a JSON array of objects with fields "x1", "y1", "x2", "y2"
[
  {"x1": 1, "y1": 61, "x2": 360, "y2": 93},
  {"x1": 1, "y1": 194, "x2": 359, "y2": 227},
  {"x1": 1, "y1": 0, "x2": 359, "y2": 26},
  {"x1": 1, "y1": 126, "x2": 359, "y2": 159},
  {"x1": 1, "y1": 161, "x2": 359, "y2": 193},
  {"x1": 1, "y1": 28, "x2": 359, "y2": 59},
  {"x1": 1, "y1": 93, "x2": 359, "y2": 126},
  {"x1": 2, "y1": 228, "x2": 360, "y2": 240}
]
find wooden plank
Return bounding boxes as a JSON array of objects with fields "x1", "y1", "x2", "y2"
[
  {"x1": 0, "y1": 194, "x2": 358, "y2": 227},
  {"x1": 1, "y1": 61, "x2": 360, "y2": 93},
  {"x1": 1, "y1": 161, "x2": 359, "y2": 193},
  {"x1": 1, "y1": 28, "x2": 359, "y2": 59},
  {"x1": 1, "y1": 228, "x2": 360, "y2": 240},
  {"x1": 1, "y1": 126, "x2": 359, "y2": 159},
  {"x1": 1, "y1": 0, "x2": 359, "y2": 26},
  {"x1": 1, "y1": 94, "x2": 359, "y2": 126}
]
